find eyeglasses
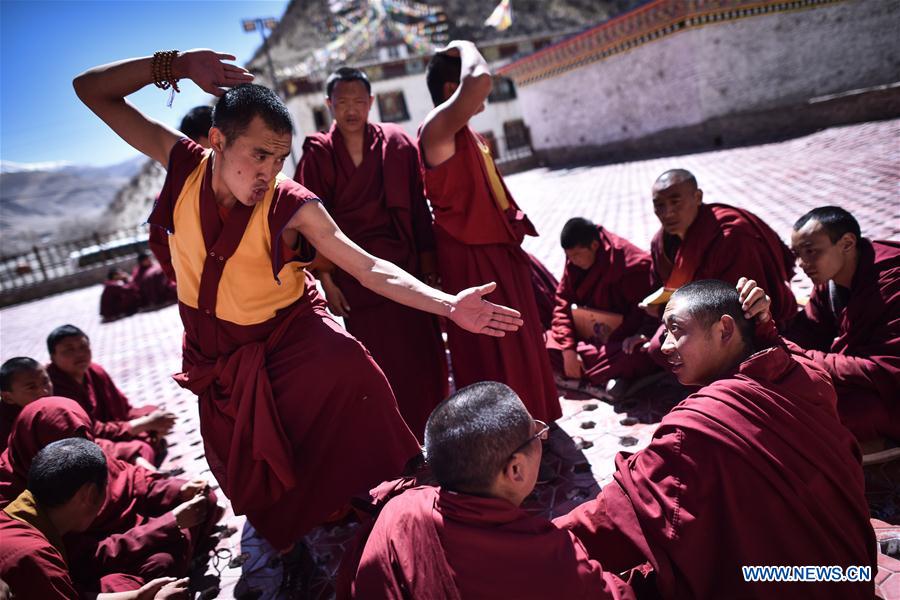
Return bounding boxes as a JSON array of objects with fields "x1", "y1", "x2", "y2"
[{"x1": 509, "y1": 419, "x2": 550, "y2": 458}]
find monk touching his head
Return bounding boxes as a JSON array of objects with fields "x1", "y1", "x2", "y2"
[
  {"x1": 0, "y1": 437, "x2": 189, "y2": 600},
  {"x1": 556, "y1": 280, "x2": 875, "y2": 599},
  {"x1": 350, "y1": 381, "x2": 634, "y2": 600}
]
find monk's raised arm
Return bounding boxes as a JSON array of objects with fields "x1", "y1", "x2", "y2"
[
  {"x1": 73, "y1": 50, "x2": 253, "y2": 166},
  {"x1": 290, "y1": 201, "x2": 523, "y2": 337},
  {"x1": 420, "y1": 41, "x2": 492, "y2": 168}
]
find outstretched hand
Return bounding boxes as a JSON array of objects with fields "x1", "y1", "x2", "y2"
[
  {"x1": 737, "y1": 277, "x2": 772, "y2": 323},
  {"x1": 449, "y1": 282, "x2": 523, "y2": 337},
  {"x1": 177, "y1": 49, "x2": 254, "y2": 96}
]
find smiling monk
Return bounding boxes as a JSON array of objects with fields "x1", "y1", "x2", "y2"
[
  {"x1": 73, "y1": 48, "x2": 523, "y2": 558},
  {"x1": 555, "y1": 280, "x2": 875, "y2": 599}
]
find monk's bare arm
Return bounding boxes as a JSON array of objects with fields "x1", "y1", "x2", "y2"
[
  {"x1": 291, "y1": 202, "x2": 522, "y2": 336},
  {"x1": 73, "y1": 50, "x2": 253, "y2": 166},
  {"x1": 420, "y1": 41, "x2": 492, "y2": 168}
]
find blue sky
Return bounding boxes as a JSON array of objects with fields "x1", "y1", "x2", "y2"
[{"x1": 1, "y1": 0, "x2": 290, "y2": 167}]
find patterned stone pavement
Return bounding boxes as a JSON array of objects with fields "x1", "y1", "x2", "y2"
[{"x1": 1, "y1": 119, "x2": 898, "y2": 599}]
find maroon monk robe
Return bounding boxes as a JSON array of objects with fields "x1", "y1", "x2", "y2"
[
  {"x1": 646, "y1": 202, "x2": 798, "y2": 364},
  {"x1": 350, "y1": 485, "x2": 634, "y2": 600},
  {"x1": 785, "y1": 239, "x2": 900, "y2": 441},
  {"x1": 555, "y1": 331, "x2": 876, "y2": 599},
  {"x1": 296, "y1": 122, "x2": 447, "y2": 439},
  {"x1": 148, "y1": 138, "x2": 420, "y2": 551},
  {"x1": 0, "y1": 398, "x2": 219, "y2": 584},
  {"x1": 100, "y1": 279, "x2": 142, "y2": 320},
  {"x1": 0, "y1": 402, "x2": 20, "y2": 453},
  {"x1": 47, "y1": 361, "x2": 159, "y2": 463},
  {"x1": 420, "y1": 126, "x2": 560, "y2": 422},
  {"x1": 548, "y1": 226, "x2": 660, "y2": 384},
  {"x1": 131, "y1": 260, "x2": 178, "y2": 307},
  {"x1": 528, "y1": 252, "x2": 559, "y2": 331}
]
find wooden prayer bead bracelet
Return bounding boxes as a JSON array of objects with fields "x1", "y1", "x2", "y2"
[{"x1": 152, "y1": 50, "x2": 180, "y2": 93}]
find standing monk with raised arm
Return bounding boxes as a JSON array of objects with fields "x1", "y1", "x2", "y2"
[
  {"x1": 296, "y1": 67, "x2": 447, "y2": 440},
  {"x1": 73, "y1": 48, "x2": 522, "y2": 554},
  {"x1": 419, "y1": 41, "x2": 560, "y2": 423}
]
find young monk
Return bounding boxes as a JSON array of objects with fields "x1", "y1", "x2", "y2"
[
  {"x1": 419, "y1": 41, "x2": 560, "y2": 422},
  {"x1": 100, "y1": 268, "x2": 142, "y2": 321},
  {"x1": 639, "y1": 169, "x2": 798, "y2": 364},
  {"x1": 349, "y1": 381, "x2": 634, "y2": 600},
  {"x1": 555, "y1": 280, "x2": 876, "y2": 599},
  {"x1": 773, "y1": 206, "x2": 897, "y2": 442},
  {"x1": 295, "y1": 67, "x2": 447, "y2": 439},
  {"x1": 0, "y1": 398, "x2": 220, "y2": 588},
  {"x1": 0, "y1": 358, "x2": 51, "y2": 453},
  {"x1": 46, "y1": 325, "x2": 172, "y2": 464},
  {"x1": 548, "y1": 218, "x2": 659, "y2": 394},
  {"x1": 74, "y1": 48, "x2": 522, "y2": 554},
  {"x1": 1, "y1": 357, "x2": 157, "y2": 469},
  {"x1": 0, "y1": 438, "x2": 190, "y2": 600}
]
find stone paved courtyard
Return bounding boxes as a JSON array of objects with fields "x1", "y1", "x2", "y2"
[{"x1": 1, "y1": 119, "x2": 898, "y2": 598}]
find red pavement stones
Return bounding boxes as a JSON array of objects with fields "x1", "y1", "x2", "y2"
[{"x1": 1, "y1": 119, "x2": 898, "y2": 598}]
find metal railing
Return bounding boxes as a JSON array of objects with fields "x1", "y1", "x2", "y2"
[{"x1": 0, "y1": 224, "x2": 150, "y2": 294}]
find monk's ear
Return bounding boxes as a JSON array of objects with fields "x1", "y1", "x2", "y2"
[
  {"x1": 837, "y1": 232, "x2": 857, "y2": 254},
  {"x1": 443, "y1": 81, "x2": 458, "y2": 102},
  {"x1": 718, "y1": 314, "x2": 736, "y2": 344},
  {"x1": 695, "y1": 187, "x2": 704, "y2": 204},
  {"x1": 0, "y1": 390, "x2": 13, "y2": 405},
  {"x1": 503, "y1": 454, "x2": 525, "y2": 483},
  {"x1": 208, "y1": 127, "x2": 227, "y2": 154}
]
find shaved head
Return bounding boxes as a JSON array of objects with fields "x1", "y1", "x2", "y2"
[
  {"x1": 654, "y1": 169, "x2": 697, "y2": 192},
  {"x1": 670, "y1": 280, "x2": 754, "y2": 345},
  {"x1": 424, "y1": 382, "x2": 532, "y2": 494}
]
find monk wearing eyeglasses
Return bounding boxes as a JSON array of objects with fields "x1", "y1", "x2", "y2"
[{"x1": 347, "y1": 381, "x2": 634, "y2": 600}]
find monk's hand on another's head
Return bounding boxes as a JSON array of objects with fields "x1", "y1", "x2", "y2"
[
  {"x1": 737, "y1": 277, "x2": 772, "y2": 323},
  {"x1": 449, "y1": 282, "x2": 523, "y2": 337},
  {"x1": 173, "y1": 494, "x2": 208, "y2": 529},
  {"x1": 179, "y1": 478, "x2": 209, "y2": 501}
]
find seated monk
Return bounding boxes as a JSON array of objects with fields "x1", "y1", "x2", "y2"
[
  {"x1": 1, "y1": 358, "x2": 52, "y2": 453},
  {"x1": 131, "y1": 251, "x2": 178, "y2": 307},
  {"x1": 547, "y1": 218, "x2": 660, "y2": 395},
  {"x1": 349, "y1": 381, "x2": 634, "y2": 600},
  {"x1": 555, "y1": 280, "x2": 876, "y2": 599},
  {"x1": 1, "y1": 357, "x2": 159, "y2": 469},
  {"x1": 784, "y1": 206, "x2": 899, "y2": 443},
  {"x1": 0, "y1": 398, "x2": 221, "y2": 589},
  {"x1": 46, "y1": 324, "x2": 173, "y2": 465},
  {"x1": 640, "y1": 169, "x2": 797, "y2": 366},
  {"x1": 100, "y1": 268, "x2": 142, "y2": 321},
  {"x1": 0, "y1": 438, "x2": 190, "y2": 599}
]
